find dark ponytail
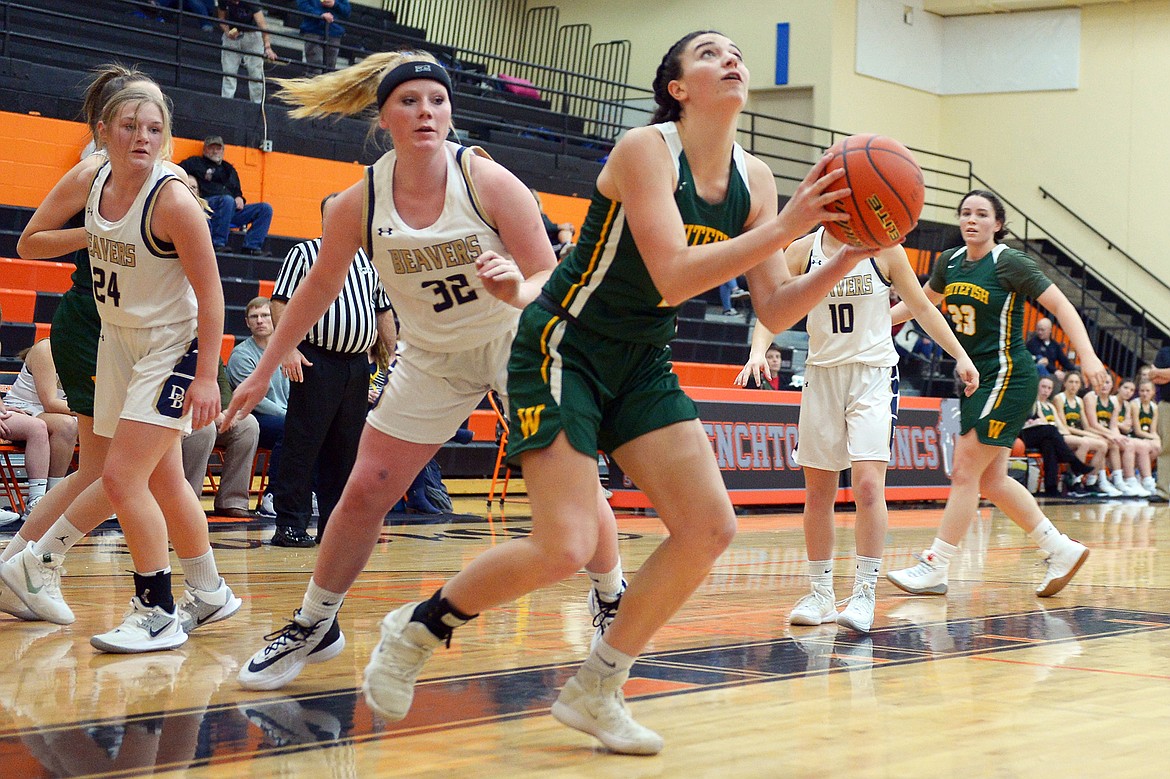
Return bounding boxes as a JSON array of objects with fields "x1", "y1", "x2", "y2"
[{"x1": 649, "y1": 30, "x2": 722, "y2": 124}]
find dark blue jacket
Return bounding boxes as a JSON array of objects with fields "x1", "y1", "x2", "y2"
[{"x1": 297, "y1": 0, "x2": 349, "y2": 37}]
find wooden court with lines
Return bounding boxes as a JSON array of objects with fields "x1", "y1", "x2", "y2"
[{"x1": 0, "y1": 492, "x2": 1166, "y2": 777}]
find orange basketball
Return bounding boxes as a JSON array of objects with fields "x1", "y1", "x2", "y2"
[{"x1": 822, "y1": 134, "x2": 925, "y2": 250}]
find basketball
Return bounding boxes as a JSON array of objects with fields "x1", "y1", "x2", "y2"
[{"x1": 822, "y1": 134, "x2": 925, "y2": 250}]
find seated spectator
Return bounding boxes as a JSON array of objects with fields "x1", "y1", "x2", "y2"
[
  {"x1": 530, "y1": 188, "x2": 576, "y2": 259},
  {"x1": 181, "y1": 362, "x2": 260, "y2": 518},
  {"x1": 1026, "y1": 317, "x2": 1075, "y2": 381},
  {"x1": 227, "y1": 297, "x2": 290, "y2": 517},
  {"x1": 0, "y1": 391, "x2": 52, "y2": 525},
  {"x1": 217, "y1": 0, "x2": 278, "y2": 103},
  {"x1": 298, "y1": 0, "x2": 350, "y2": 75},
  {"x1": 2, "y1": 339, "x2": 78, "y2": 516},
  {"x1": 180, "y1": 136, "x2": 273, "y2": 255},
  {"x1": 718, "y1": 278, "x2": 749, "y2": 316},
  {"x1": 743, "y1": 343, "x2": 786, "y2": 390}
]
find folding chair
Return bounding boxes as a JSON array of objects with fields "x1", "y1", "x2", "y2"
[
  {"x1": 0, "y1": 442, "x2": 26, "y2": 514},
  {"x1": 485, "y1": 391, "x2": 510, "y2": 507}
]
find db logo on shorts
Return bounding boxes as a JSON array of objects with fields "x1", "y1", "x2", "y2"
[{"x1": 156, "y1": 339, "x2": 200, "y2": 419}]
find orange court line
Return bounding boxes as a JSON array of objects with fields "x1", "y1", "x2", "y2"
[
  {"x1": 625, "y1": 677, "x2": 700, "y2": 696},
  {"x1": 979, "y1": 634, "x2": 1044, "y2": 643}
]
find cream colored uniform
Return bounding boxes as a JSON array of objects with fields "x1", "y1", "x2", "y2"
[
  {"x1": 86, "y1": 161, "x2": 199, "y2": 438},
  {"x1": 362, "y1": 142, "x2": 521, "y2": 444},
  {"x1": 795, "y1": 228, "x2": 900, "y2": 471}
]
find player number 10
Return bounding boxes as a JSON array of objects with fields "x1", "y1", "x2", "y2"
[{"x1": 828, "y1": 302, "x2": 854, "y2": 334}]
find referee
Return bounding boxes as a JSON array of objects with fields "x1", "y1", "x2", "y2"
[{"x1": 267, "y1": 194, "x2": 396, "y2": 547}]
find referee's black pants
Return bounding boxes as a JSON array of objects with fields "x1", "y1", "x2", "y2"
[{"x1": 270, "y1": 342, "x2": 369, "y2": 542}]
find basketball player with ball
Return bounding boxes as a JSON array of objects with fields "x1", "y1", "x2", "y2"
[
  {"x1": 886, "y1": 189, "x2": 1108, "y2": 598},
  {"x1": 737, "y1": 134, "x2": 978, "y2": 633}
]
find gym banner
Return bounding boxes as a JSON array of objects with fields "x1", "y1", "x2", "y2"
[{"x1": 607, "y1": 388, "x2": 957, "y2": 508}]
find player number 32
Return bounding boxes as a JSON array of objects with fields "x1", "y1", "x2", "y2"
[{"x1": 421, "y1": 273, "x2": 478, "y2": 313}]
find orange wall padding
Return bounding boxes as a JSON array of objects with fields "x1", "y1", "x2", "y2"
[{"x1": 1, "y1": 111, "x2": 591, "y2": 243}]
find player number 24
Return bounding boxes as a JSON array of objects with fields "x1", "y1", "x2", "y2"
[
  {"x1": 421, "y1": 273, "x2": 479, "y2": 313},
  {"x1": 946, "y1": 303, "x2": 977, "y2": 336},
  {"x1": 92, "y1": 267, "x2": 121, "y2": 307}
]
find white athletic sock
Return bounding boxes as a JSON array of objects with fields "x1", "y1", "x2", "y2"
[
  {"x1": 47, "y1": 476, "x2": 65, "y2": 490},
  {"x1": 1029, "y1": 518, "x2": 1064, "y2": 554},
  {"x1": 178, "y1": 549, "x2": 221, "y2": 592},
  {"x1": 587, "y1": 559, "x2": 624, "y2": 601},
  {"x1": 32, "y1": 517, "x2": 84, "y2": 557},
  {"x1": 808, "y1": 559, "x2": 834, "y2": 590},
  {"x1": 1, "y1": 533, "x2": 30, "y2": 562},
  {"x1": 299, "y1": 578, "x2": 346, "y2": 625},
  {"x1": 927, "y1": 538, "x2": 958, "y2": 567},
  {"x1": 25, "y1": 479, "x2": 47, "y2": 502},
  {"x1": 583, "y1": 636, "x2": 636, "y2": 681},
  {"x1": 855, "y1": 554, "x2": 881, "y2": 588}
]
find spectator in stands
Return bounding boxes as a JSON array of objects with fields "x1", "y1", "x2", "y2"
[
  {"x1": 157, "y1": 0, "x2": 217, "y2": 32},
  {"x1": 298, "y1": 0, "x2": 350, "y2": 76},
  {"x1": 181, "y1": 360, "x2": 259, "y2": 518},
  {"x1": 3, "y1": 340, "x2": 78, "y2": 512},
  {"x1": 529, "y1": 188, "x2": 575, "y2": 259},
  {"x1": 743, "y1": 343, "x2": 785, "y2": 390},
  {"x1": 218, "y1": 0, "x2": 278, "y2": 103},
  {"x1": 263, "y1": 194, "x2": 395, "y2": 547},
  {"x1": 227, "y1": 296, "x2": 289, "y2": 517},
  {"x1": 1026, "y1": 317, "x2": 1075, "y2": 382},
  {"x1": 180, "y1": 136, "x2": 273, "y2": 256},
  {"x1": 717, "y1": 278, "x2": 749, "y2": 315}
]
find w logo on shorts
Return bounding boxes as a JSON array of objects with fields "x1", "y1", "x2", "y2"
[
  {"x1": 987, "y1": 419, "x2": 1007, "y2": 440},
  {"x1": 515, "y1": 404, "x2": 545, "y2": 439},
  {"x1": 156, "y1": 339, "x2": 199, "y2": 419}
]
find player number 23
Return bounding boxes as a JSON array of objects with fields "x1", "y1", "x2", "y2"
[
  {"x1": 946, "y1": 303, "x2": 977, "y2": 336},
  {"x1": 421, "y1": 273, "x2": 479, "y2": 313}
]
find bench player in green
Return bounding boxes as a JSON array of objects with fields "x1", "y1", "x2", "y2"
[{"x1": 888, "y1": 189, "x2": 1108, "y2": 598}]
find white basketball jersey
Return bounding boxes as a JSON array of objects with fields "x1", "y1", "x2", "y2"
[
  {"x1": 364, "y1": 142, "x2": 519, "y2": 353},
  {"x1": 85, "y1": 161, "x2": 197, "y2": 328},
  {"x1": 803, "y1": 227, "x2": 898, "y2": 368}
]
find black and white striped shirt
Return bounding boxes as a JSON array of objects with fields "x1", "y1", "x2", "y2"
[{"x1": 272, "y1": 237, "x2": 392, "y2": 355}]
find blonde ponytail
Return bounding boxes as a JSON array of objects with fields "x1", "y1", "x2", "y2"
[{"x1": 274, "y1": 50, "x2": 440, "y2": 119}]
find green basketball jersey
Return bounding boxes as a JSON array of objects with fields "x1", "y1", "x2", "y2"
[
  {"x1": 541, "y1": 122, "x2": 752, "y2": 347},
  {"x1": 1095, "y1": 395, "x2": 1115, "y2": 426},
  {"x1": 1138, "y1": 401, "x2": 1154, "y2": 432},
  {"x1": 928, "y1": 244, "x2": 1053, "y2": 361},
  {"x1": 1062, "y1": 395, "x2": 1083, "y2": 428}
]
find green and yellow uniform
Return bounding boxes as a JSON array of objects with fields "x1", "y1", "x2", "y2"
[
  {"x1": 1061, "y1": 394, "x2": 1084, "y2": 429},
  {"x1": 507, "y1": 122, "x2": 752, "y2": 460},
  {"x1": 1095, "y1": 395, "x2": 1115, "y2": 428},
  {"x1": 928, "y1": 244, "x2": 1052, "y2": 446},
  {"x1": 1137, "y1": 401, "x2": 1155, "y2": 433},
  {"x1": 49, "y1": 209, "x2": 102, "y2": 417}
]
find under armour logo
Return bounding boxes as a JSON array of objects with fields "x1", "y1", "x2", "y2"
[
  {"x1": 414, "y1": 64, "x2": 431, "y2": 72},
  {"x1": 377, "y1": 227, "x2": 394, "y2": 236}
]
